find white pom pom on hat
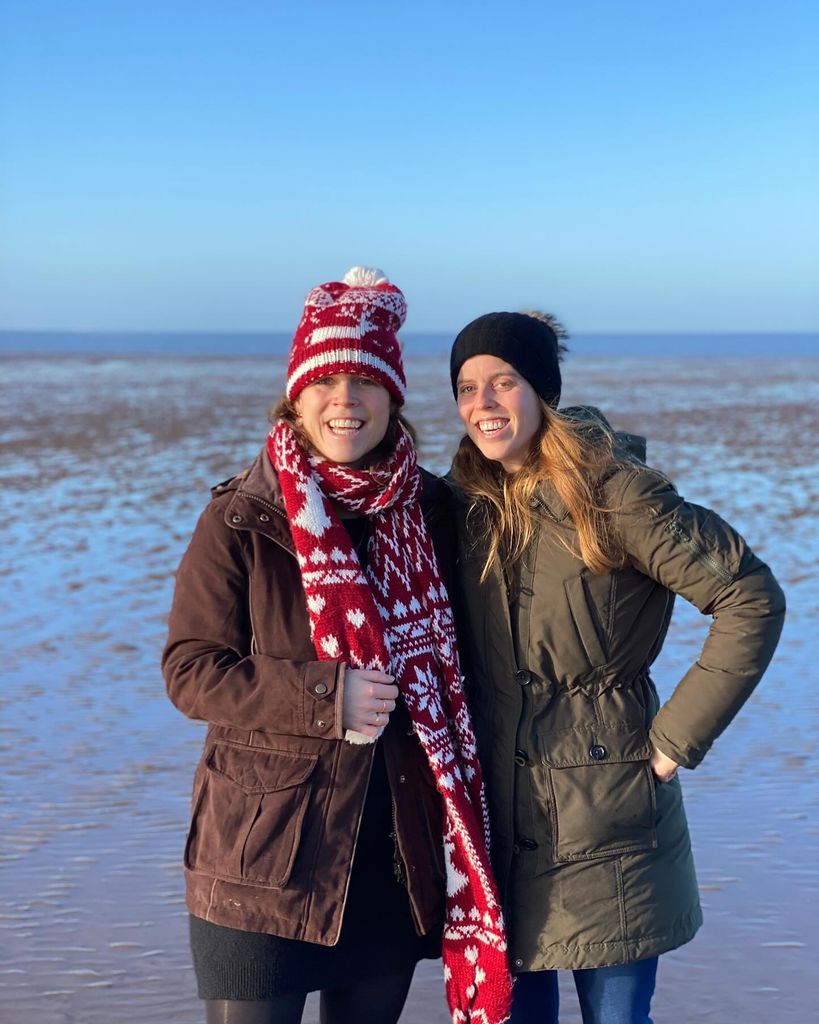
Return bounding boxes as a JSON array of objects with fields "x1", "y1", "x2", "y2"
[{"x1": 342, "y1": 266, "x2": 390, "y2": 288}]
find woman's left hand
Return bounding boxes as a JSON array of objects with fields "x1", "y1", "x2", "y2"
[{"x1": 649, "y1": 745, "x2": 680, "y2": 783}]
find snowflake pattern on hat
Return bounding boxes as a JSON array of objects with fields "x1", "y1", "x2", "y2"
[{"x1": 286, "y1": 267, "x2": 408, "y2": 404}]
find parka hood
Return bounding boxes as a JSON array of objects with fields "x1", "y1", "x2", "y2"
[{"x1": 560, "y1": 404, "x2": 647, "y2": 463}]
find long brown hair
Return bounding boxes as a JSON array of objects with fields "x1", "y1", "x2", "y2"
[
  {"x1": 450, "y1": 402, "x2": 632, "y2": 580},
  {"x1": 269, "y1": 396, "x2": 417, "y2": 464}
]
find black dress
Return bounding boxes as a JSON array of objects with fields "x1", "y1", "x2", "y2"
[{"x1": 189, "y1": 517, "x2": 440, "y2": 1000}]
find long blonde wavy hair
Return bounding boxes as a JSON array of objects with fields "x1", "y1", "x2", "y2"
[{"x1": 450, "y1": 400, "x2": 632, "y2": 581}]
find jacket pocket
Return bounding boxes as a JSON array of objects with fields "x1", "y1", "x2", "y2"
[
  {"x1": 563, "y1": 574, "x2": 608, "y2": 670},
  {"x1": 184, "y1": 742, "x2": 317, "y2": 889},
  {"x1": 665, "y1": 511, "x2": 737, "y2": 587},
  {"x1": 542, "y1": 725, "x2": 657, "y2": 863}
]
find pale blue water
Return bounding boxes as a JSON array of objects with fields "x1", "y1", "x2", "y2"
[
  {"x1": 0, "y1": 330, "x2": 817, "y2": 357},
  {"x1": 0, "y1": 352, "x2": 816, "y2": 1022}
]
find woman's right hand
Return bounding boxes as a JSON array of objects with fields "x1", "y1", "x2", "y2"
[
  {"x1": 649, "y1": 744, "x2": 680, "y2": 783},
  {"x1": 341, "y1": 669, "x2": 399, "y2": 738}
]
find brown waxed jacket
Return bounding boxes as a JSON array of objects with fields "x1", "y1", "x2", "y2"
[
  {"x1": 451, "y1": 417, "x2": 786, "y2": 971},
  {"x1": 162, "y1": 446, "x2": 449, "y2": 943}
]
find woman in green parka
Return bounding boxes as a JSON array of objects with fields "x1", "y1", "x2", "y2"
[{"x1": 447, "y1": 312, "x2": 785, "y2": 1024}]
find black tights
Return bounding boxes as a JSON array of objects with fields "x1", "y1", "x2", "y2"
[{"x1": 204, "y1": 964, "x2": 416, "y2": 1024}]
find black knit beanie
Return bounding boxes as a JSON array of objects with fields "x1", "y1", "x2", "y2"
[{"x1": 450, "y1": 312, "x2": 562, "y2": 407}]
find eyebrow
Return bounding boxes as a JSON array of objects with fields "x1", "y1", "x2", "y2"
[{"x1": 457, "y1": 370, "x2": 521, "y2": 386}]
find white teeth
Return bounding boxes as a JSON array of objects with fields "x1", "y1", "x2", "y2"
[
  {"x1": 477, "y1": 419, "x2": 508, "y2": 434},
  {"x1": 328, "y1": 419, "x2": 364, "y2": 429}
]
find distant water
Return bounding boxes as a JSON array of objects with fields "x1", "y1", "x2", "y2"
[{"x1": 0, "y1": 330, "x2": 816, "y2": 357}]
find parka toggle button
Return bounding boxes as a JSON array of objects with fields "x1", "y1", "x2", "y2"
[
  {"x1": 589, "y1": 744, "x2": 608, "y2": 761},
  {"x1": 515, "y1": 669, "x2": 533, "y2": 686}
]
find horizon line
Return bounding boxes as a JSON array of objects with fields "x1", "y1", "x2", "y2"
[{"x1": 1, "y1": 328, "x2": 817, "y2": 337}]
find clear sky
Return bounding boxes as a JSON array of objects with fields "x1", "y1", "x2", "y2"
[{"x1": 1, "y1": 0, "x2": 817, "y2": 333}]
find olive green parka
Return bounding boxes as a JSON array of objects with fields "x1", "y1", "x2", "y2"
[{"x1": 451, "y1": 415, "x2": 785, "y2": 972}]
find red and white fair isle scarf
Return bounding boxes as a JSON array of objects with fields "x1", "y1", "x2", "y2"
[{"x1": 268, "y1": 421, "x2": 512, "y2": 1024}]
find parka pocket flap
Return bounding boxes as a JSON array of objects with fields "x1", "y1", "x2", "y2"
[
  {"x1": 206, "y1": 744, "x2": 317, "y2": 794},
  {"x1": 542, "y1": 725, "x2": 651, "y2": 769}
]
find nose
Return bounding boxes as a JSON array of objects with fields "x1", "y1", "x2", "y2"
[
  {"x1": 475, "y1": 382, "x2": 497, "y2": 408},
  {"x1": 332, "y1": 379, "x2": 358, "y2": 405}
]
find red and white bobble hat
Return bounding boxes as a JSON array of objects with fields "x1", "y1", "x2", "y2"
[{"x1": 286, "y1": 266, "x2": 408, "y2": 405}]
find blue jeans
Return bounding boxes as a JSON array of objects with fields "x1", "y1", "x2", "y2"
[{"x1": 508, "y1": 957, "x2": 658, "y2": 1024}]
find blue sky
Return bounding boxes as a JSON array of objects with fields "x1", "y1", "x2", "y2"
[{"x1": 1, "y1": 0, "x2": 817, "y2": 332}]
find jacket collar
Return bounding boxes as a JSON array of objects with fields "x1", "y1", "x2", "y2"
[
  {"x1": 218, "y1": 445, "x2": 296, "y2": 554},
  {"x1": 215, "y1": 443, "x2": 445, "y2": 555}
]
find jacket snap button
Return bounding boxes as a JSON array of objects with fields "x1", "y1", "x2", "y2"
[
  {"x1": 259, "y1": 513, "x2": 270, "y2": 522},
  {"x1": 589, "y1": 744, "x2": 608, "y2": 761},
  {"x1": 314, "y1": 682, "x2": 328, "y2": 695},
  {"x1": 515, "y1": 669, "x2": 532, "y2": 686},
  {"x1": 514, "y1": 958, "x2": 524, "y2": 968},
  {"x1": 316, "y1": 720, "x2": 326, "y2": 728},
  {"x1": 514, "y1": 748, "x2": 529, "y2": 767},
  {"x1": 231, "y1": 514, "x2": 243, "y2": 524},
  {"x1": 519, "y1": 837, "x2": 538, "y2": 851}
]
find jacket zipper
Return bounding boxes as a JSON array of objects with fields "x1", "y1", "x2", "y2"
[
  {"x1": 532, "y1": 495, "x2": 560, "y2": 522},
  {"x1": 390, "y1": 791, "x2": 430, "y2": 934},
  {"x1": 384, "y1": 736, "x2": 422, "y2": 929},
  {"x1": 665, "y1": 518, "x2": 734, "y2": 586},
  {"x1": 248, "y1": 577, "x2": 258, "y2": 655},
  {"x1": 237, "y1": 491, "x2": 288, "y2": 519},
  {"x1": 389, "y1": 796, "x2": 407, "y2": 886}
]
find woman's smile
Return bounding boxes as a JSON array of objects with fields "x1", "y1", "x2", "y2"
[
  {"x1": 475, "y1": 417, "x2": 511, "y2": 437},
  {"x1": 296, "y1": 374, "x2": 391, "y2": 465},
  {"x1": 326, "y1": 417, "x2": 366, "y2": 435}
]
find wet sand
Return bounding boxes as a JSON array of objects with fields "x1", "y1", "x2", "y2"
[{"x1": 1, "y1": 353, "x2": 816, "y2": 1022}]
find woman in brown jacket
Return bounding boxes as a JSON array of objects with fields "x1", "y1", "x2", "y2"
[
  {"x1": 163, "y1": 270, "x2": 511, "y2": 1024},
  {"x1": 448, "y1": 312, "x2": 785, "y2": 1024}
]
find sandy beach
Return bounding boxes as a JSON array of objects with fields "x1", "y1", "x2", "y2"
[{"x1": 1, "y1": 351, "x2": 816, "y2": 1022}]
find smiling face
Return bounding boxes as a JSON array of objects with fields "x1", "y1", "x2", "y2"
[
  {"x1": 456, "y1": 354, "x2": 544, "y2": 473},
  {"x1": 294, "y1": 373, "x2": 392, "y2": 466}
]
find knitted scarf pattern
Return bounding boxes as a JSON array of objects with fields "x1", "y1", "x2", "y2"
[{"x1": 268, "y1": 421, "x2": 512, "y2": 1024}]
